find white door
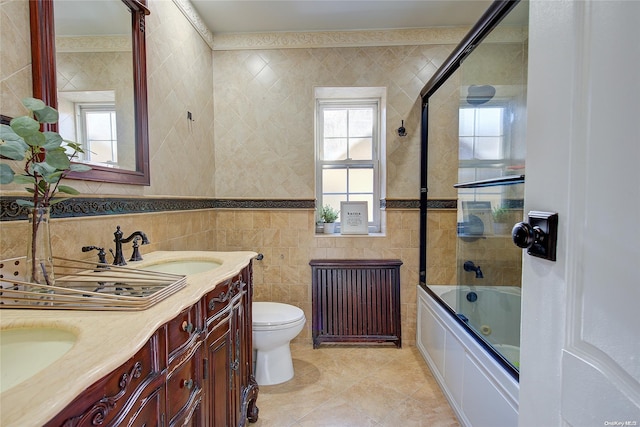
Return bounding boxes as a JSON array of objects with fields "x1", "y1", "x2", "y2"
[{"x1": 519, "y1": 1, "x2": 640, "y2": 426}]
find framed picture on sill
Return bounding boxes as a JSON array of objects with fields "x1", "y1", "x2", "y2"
[
  {"x1": 340, "y1": 201, "x2": 369, "y2": 235},
  {"x1": 461, "y1": 201, "x2": 493, "y2": 236}
]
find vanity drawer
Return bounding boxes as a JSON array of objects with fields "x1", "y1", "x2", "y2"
[
  {"x1": 167, "y1": 305, "x2": 200, "y2": 363},
  {"x1": 166, "y1": 343, "x2": 202, "y2": 423},
  {"x1": 204, "y1": 274, "x2": 243, "y2": 319}
]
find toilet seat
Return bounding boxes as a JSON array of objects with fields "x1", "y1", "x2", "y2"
[{"x1": 253, "y1": 302, "x2": 305, "y2": 328}]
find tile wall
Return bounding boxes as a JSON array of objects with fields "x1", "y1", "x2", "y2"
[{"x1": 0, "y1": 0, "x2": 469, "y2": 346}]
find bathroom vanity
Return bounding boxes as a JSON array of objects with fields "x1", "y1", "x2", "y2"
[{"x1": 0, "y1": 251, "x2": 259, "y2": 427}]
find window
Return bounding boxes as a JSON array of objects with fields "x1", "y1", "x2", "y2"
[
  {"x1": 315, "y1": 87, "x2": 386, "y2": 232},
  {"x1": 77, "y1": 104, "x2": 118, "y2": 166}
]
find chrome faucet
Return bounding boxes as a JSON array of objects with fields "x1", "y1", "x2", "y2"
[
  {"x1": 112, "y1": 226, "x2": 150, "y2": 266},
  {"x1": 463, "y1": 260, "x2": 484, "y2": 279}
]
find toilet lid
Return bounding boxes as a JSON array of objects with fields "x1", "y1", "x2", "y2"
[{"x1": 253, "y1": 302, "x2": 304, "y2": 326}]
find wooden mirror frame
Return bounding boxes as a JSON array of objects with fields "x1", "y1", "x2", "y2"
[{"x1": 29, "y1": 0, "x2": 150, "y2": 185}]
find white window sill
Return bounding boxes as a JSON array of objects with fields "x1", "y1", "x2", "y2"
[{"x1": 315, "y1": 232, "x2": 386, "y2": 237}]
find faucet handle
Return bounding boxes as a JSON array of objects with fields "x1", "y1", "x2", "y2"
[
  {"x1": 82, "y1": 246, "x2": 109, "y2": 269},
  {"x1": 129, "y1": 237, "x2": 144, "y2": 262}
]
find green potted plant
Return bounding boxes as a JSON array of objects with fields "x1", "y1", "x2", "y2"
[
  {"x1": 319, "y1": 204, "x2": 339, "y2": 234},
  {"x1": 492, "y1": 206, "x2": 511, "y2": 235},
  {"x1": 0, "y1": 97, "x2": 90, "y2": 285}
]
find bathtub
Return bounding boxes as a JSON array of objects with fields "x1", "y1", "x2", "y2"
[
  {"x1": 417, "y1": 284, "x2": 519, "y2": 427},
  {"x1": 433, "y1": 285, "x2": 521, "y2": 368}
]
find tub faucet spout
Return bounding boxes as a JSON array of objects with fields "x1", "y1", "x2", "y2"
[{"x1": 463, "y1": 260, "x2": 484, "y2": 279}]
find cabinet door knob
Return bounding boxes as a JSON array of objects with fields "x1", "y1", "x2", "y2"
[
  {"x1": 181, "y1": 321, "x2": 193, "y2": 334},
  {"x1": 182, "y1": 378, "x2": 194, "y2": 390}
]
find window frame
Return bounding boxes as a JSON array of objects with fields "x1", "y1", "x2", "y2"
[
  {"x1": 314, "y1": 87, "x2": 386, "y2": 233},
  {"x1": 457, "y1": 99, "x2": 515, "y2": 208},
  {"x1": 75, "y1": 102, "x2": 118, "y2": 165}
]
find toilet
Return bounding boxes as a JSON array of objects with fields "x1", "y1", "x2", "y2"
[{"x1": 252, "y1": 302, "x2": 306, "y2": 386}]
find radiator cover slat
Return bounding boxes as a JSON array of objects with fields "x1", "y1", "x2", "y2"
[{"x1": 310, "y1": 259, "x2": 402, "y2": 348}]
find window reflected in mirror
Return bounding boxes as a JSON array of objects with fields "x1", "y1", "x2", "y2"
[{"x1": 54, "y1": 0, "x2": 136, "y2": 172}]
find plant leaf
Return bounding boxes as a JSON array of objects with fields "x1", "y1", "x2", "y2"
[
  {"x1": 23, "y1": 131, "x2": 46, "y2": 147},
  {"x1": 32, "y1": 161, "x2": 56, "y2": 178},
  {"x1": 10, "y1": 116, "x2": 40, "y2": 138},
  {"x1": 0, "y1": 163, "x2": 15, "y2": 184},
  {"x1": 43, "y1": 132, "x2": 63, "y2": 149},
  {"x1": 22, "y1": 97, "x2": 46, "y2": 112},
  {"x1": 0, "y1": 124, "x2": 25, "y2": 142},
  {"x1": 33, "y1": 106, "x2": 58, "y2": 124},
  {"x1": 16, "y1": 199, "x2": 35, "y2": 208},
  {"x1": 12, "y1": 174, "x2": 36, "y2": 185},
  {"x1": 69, "y1": 163, "x2": 92, "y2": 172},
  {"x1": 50, "y1": 197, "x2": 70, "y2": 206},
  {"x1": 0, "y1": 140, "x2": 26, "y2": 160},
  {"x1": 42, "y1": 170, "x2": 63, "y2": 184},
  {"x1": 57, "y1": 185, "x2": 80, "y2": 195},
  {"x1": 44, "y1": 149, "x2": 71, "y2": 170}
]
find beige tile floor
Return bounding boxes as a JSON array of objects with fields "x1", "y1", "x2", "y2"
[{"x1": 251, "y1": 343, "x2": 461, "y2": 427}]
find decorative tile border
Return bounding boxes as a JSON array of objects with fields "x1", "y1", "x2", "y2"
[
  {"x1": 0, "y1": 197, "x2": 315, "y2": 221},
  {"x1": 0, "y1": 197, "x2": 217, "y2": 221},
  {"x1": 0, "y1": 197, "x2": 436, "y2": 221},
  {"x1": 426, "y1": 199, "x2": 457, "y2": 209},
  {"x1": 384, "y1": 199, "x2": 421, "y2": 210},
  {"x1": 214, "y1": 199, "x2": 315, "y2": 210}
]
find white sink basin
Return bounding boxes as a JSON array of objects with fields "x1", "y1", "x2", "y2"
[
  {"x1": 0, "y1": 327, "x2": 77, "y2": 392},
  {"x1": 142, "y1": 260, "x2": 221, "y2": 275}
]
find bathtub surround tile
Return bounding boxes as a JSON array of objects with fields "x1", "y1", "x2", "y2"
[{"x1": 252, "y1": 344, "x2": 460, "y2": 427}]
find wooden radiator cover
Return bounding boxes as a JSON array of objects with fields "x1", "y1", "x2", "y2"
[{"x1": 309, "y1": 259, "x2": 402, "y2": 348}]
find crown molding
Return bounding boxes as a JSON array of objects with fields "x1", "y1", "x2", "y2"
[
  {"x1": 212, "y1": 27, "x2": 471, "y2": 51},
  {"x1": 172, "y1": 0, "x2": 215, "y2": 50}
]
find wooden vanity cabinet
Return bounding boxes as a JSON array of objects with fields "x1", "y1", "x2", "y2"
[
  {"x1": 44, "y1": 262, "x2": 259, "y2": 427},
  {"x1": 202, "y1": 266, "x2": 259, "y2": 426},
  {"x1": 43, "y1": 331, "x2": 167, "y2": 427}
]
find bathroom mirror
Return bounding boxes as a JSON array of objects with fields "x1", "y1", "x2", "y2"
[{"x1": 30, "y1": 0, "x2": 150, "y2": 185}]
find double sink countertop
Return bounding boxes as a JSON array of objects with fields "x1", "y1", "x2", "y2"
[{"x1": 0, "y1": 250, "x2": 257, "y2": 427}]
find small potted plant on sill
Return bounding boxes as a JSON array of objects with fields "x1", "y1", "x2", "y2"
[
  {"x1": 0, "y1": 97, "x2": 90, "y2": 286},
  {"x1": 492, "y1": 206, "x2": 511, "y2": 235},
  {"x1": 319, "y1": 204, "x2": 339, "y2": 234}
]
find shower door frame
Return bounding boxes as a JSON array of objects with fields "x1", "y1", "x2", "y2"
[{"x1": 418, "y1": 0, "x2": 523, "y2": 381}]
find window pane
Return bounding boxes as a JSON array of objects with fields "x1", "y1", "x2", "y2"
[
  {"x1": 459, "y1": 109, "x2": 475, "y2": 136},
  {"x1": 475, "y1": 137, "x2": 502, "y2": 159},
  {"x1": 458, "y1": 167, "x2": 476, "y2": 183},
  {"x1": 322, "y1": 168, "x2": 347, "y2": 193},
  {"x1": 324, "y1": 138, "x2": 347, "y2": 160},
  {"x1": 349, "y1": 137, "x2": 372, "y2": 160},
  {"x1": 86, "y1": 112, "x2": 113, "y2": 140},
  {"x1": 324, "y1": 109, "x2": 347, "y2": 137},
  {"x1": 459, "y1": 137, "x2": 474, "y2": 160},
  {"x1": 349, "y1": 168, "x2": 373, "y2": 193},
  {"x1": 349, "y1": 108, "x2": 373, "y2": 137},
  {"x1": 89, "y1": 140, "x2": 114, "y2": 163},
  {"x1": 476, "y1": 108, "x2": 503, "y2": 135},
  {"x1": 476, "y1": 168, "x2": 504, "y2": 181}
]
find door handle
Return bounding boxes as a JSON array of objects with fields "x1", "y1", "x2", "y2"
[{"x1": 512, "y1": 211, "x2": 558, "y2": 261}]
